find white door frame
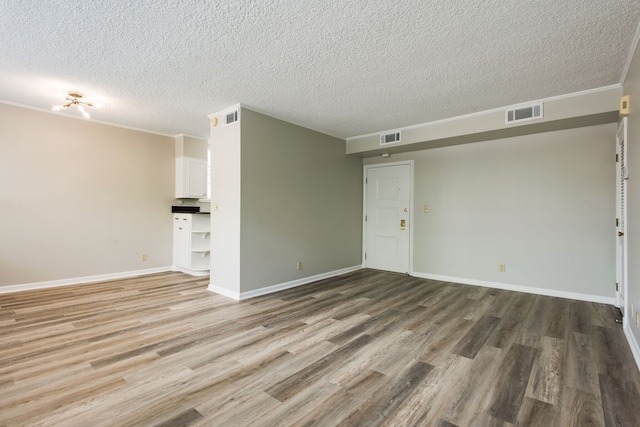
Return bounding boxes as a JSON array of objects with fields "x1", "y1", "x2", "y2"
[
  {"x1": 362, "y1": 160, "x2": 414, "y2": 274},
  {"x1": 615, "y1": 117, "x2": 629, "y2": 321}
]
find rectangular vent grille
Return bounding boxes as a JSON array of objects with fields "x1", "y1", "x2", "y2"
[
  {"x1": 380, "y1": 131, "x2": 401, "y2": 145},
  {"x1": 506, "y1": 103, "x2": 543, "y2": 124},
  {"x1": 224, "y1": 109, "x2": 239, "y2": 126}
]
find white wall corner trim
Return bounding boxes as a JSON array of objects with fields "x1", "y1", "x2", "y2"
[
  {"x1": 207, "y1": 266, "x2": 362, "y2": 301},
  {"x1": 0, "y1": 266, "x2": 173, "y2": 294},
  {"x1": 624, "y1": 324, "x2": 640, "y2": 371},
  {"x1": 412, "y1": 272, "x2": 615, "y2": 305}
]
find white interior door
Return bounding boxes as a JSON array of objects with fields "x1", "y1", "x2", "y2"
[
  {"x1": 364, "y1": 162, "x2": 412, "y2": 274},
  {"x1": 616, "y1": 117, "x2": 628, "y2": 316}
]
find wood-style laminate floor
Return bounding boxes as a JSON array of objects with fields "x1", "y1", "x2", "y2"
[{"x1": 1, "y1": 270, "x2": 639, "y2": 426}]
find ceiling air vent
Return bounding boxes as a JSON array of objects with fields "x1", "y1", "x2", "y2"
[
  {"x1": 506, "y1": 103, "x2": 543, "y2": 124},
  {"x1": 223, "y1": 109, "x2": 239, "y2": 126},
  {"x1": 380, "y1": 131, "x2": 401, "y2": 145}
]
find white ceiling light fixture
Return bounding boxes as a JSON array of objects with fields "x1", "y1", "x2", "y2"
[{"x1": 52, "y1": 91, "x2": 93, "y2": 119}]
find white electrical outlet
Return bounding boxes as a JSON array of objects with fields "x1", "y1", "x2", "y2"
[
  {"x1": 141, "y1": 253, "x2": 147, "y2": 261},
  {"x1": 499, "y1": 264, "x2": 505, "y2": 272},
  {"x1": 297, "y1": 261, "x2": 302, "y2": 270}
]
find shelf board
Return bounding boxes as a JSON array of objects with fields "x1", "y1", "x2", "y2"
[{"x1": 192, "y1": 231, "x2": 210, "y2": 239}]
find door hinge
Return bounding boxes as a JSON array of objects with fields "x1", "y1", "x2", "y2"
[
  {"x1": 616, "y1": 282, "x2": 620, "y2": 292},
  {"x1": 616, "y1": 154, "x2": 619, "y2": 162},
  {"x1": 366, "y1": 178, "x2": 368, "y2": 184},
  {"x1": 365, "y1": 215, "x2": 367, "y2": 222},
  {"x1": 364, "y1": 253, "x2": 367, "y2": 260},
  {"x1": 616, "y1": 218, "x2": 620, "y2": 227}
]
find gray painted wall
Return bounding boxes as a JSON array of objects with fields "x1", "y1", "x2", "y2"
[
  {"x1": 623, "y1": 38, "x2": 640, "y2": 349},
  {"x1": 0, "y1": 103, "x2": 175, "y2": 287},
  {"x1": 239, "y1": 108, "x2": 362, "y2": 293},
  {"x1": 365, "y1": 124, "x2": 616, "y2": 298},
  {"x1": 348, "y1": 87, "x2": 620, "y2": 156}
]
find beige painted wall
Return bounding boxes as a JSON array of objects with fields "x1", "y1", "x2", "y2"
[
  {"x1": 623, "y1": 37, "x2": 640, "y2": 348},
  {"x1": 365, "y1": 123, "x2": 616, "y2": 298},
  {"x1": 175, "y1": 134, "x2": 207, "y2": 159},
  {"x1": 0, "y1": 104, "x2": 175, "y2": 287},
  {"x1": 229, "y1": 108, "x2": 362, "y2": 293}
]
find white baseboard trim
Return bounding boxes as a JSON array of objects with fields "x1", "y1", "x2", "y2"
[
  {"x1": 412, "y1": 272, "x2": 615, "y2": 305},
  {"x1": 207, "y1": 265, "x2": 362, "y2": 301},
  {"x1": 0, "y1": 266, "x2": 173, "y2": 294},
  {"x1": 624, "y1": 324, "x2": 640, "y2": 372},
  {"x1": 206, "y1": 283, "x2": 241, "y2": 300},
  {"x1": 171, "y1": 266, "x2": 210, "y2": 277}
]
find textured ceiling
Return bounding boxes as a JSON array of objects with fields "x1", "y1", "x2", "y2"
[{"x1": 1, "y1": 0, "x2": 639, "y2": 139}]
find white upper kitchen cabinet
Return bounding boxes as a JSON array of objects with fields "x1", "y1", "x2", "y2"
[{"x1": 175, "y1": 156, "x2": 206, "y2": 199}]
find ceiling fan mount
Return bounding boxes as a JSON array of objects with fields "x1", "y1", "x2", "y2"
[{"x1": 67, "y1": 91, "x2": 85, "y2": 100}]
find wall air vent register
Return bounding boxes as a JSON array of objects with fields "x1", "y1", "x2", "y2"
[
  {"x1": 505, "y1": 103, "x2": 543, "y2": 124},
  {"x1": 380, "y1": 131, "x2": 401, "y2": 145},
  {"x1": 223, "y1": 109, "x2": 239, "y2": 126}
]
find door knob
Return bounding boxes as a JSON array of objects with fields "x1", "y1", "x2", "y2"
[
  {"x1": 400, "y1": 219, "x2": 406, "y2": 230},
  {"x1": 618, "y1": 231, "x2": 624, "y2": 237}
]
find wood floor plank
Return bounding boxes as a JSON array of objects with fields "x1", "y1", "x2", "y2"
[
  {"x1": 565, "y1": 331, "x2": 600, "y2": 395},
  {"x1": 525, "y1": 335, "x2": 566, "y2": 405},
  {"x1": 452, "y1": 314, "x2": 501, "y2": 359},
  {"x1": 328, "y1": 327, "x2": 414, "y2": 386},
  {"x1": 440, "y1": 345, "x2": 504, "y2": 427},
  {"x1": 381, "y1": 353, "x2": 470, "y2": 426},
  {"x1": 485, "y1": 293, "x2": 532, "y2": 349},
  {"x1": 488, "y1": 344, "x2": 538, "y2": 423},
  {"x1": 265, "y1": 334, "x2": 374, "y2": 402},
  {"x1": 461, "y1": 293, "x2": 497, "y2": 322},
  {"x1": 592, "y1": 324, "x2": 640, "y2": 383},
  {"x1": 286, "y1": 315, "x2": 366, "y2": 355},
  {"x1": 435, "y1": 419, "x2": 459, "y2": 427},
  {"x1": 516, "y1": 295, "x2": 549, "y2": 347},
  {"x1": 194, "y1": 348, "x2": 339, "y2": 420},
  {"x1": 155, "y1": 407, "x2": 203, "y2": 427},
  {"x1": 336, "y1": 360, "x2": 435, "y2": 426},
  {"x1": 1, "y1": 373, "x2": 127, "y2": 426},
  {"x1": 543, "y1": 297, "x2": 570, "y2": 340},
  {"x1": 287, "y1": 368, "x2": 388, "y2": 425},
  {"x1": 369, "y1": 327, "x2": 437, "y2": 377},
  {"x1": 245, "y1": 375, "x2": 340, "y2": 426},
  {"x1": 516, "y1": 397, "x2": 560, "y2": 426},
  {"x1": 560, "y1": 386, "x2": 605, "y2": 427},
  {"x1": 569, "y1": 301, "x2": 593, "y2": 335},
  {"x1": 0, "y1": 270, "x2": 638, "y2": 426},
  {"x1": 598, "y1": 373, "x2": 640, "y2": 427},
  {"x1": 417, "y1": 316, "x2": 475, "y2": 366},
  {"x1": 468, "y1": 413, "x2": 515, "y2": 426}
]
